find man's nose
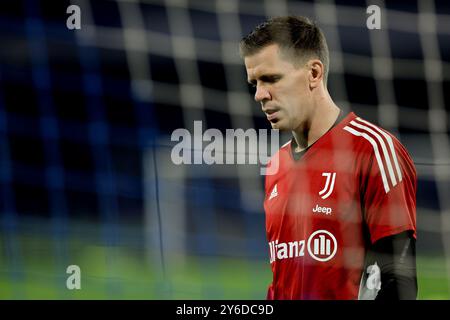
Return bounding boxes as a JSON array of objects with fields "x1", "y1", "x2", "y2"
[{"x1": 254, "y1": 85, "x2": 271, "y2": 102}]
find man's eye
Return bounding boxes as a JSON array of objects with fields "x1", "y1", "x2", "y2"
[{"x1": 269, "y1": 77, "x2": 280, "y2": 83}]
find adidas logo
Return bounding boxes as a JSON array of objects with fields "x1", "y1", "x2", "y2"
[{"x1": 269, "y1": 184, "x2": 278, "y2": 200}]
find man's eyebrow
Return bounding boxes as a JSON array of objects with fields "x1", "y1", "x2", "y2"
[{"x1": 247, "y1": 74, "x2": 281, "y2": 85}]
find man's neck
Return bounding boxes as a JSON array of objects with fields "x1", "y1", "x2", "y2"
[{"x1": 292, "y1": 100, "x2": 341, "y2": 153}]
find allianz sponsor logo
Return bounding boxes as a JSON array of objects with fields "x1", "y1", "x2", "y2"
[
  {"x1": 312, "y1": 204, "x2": 332, "y2": 215},
  {"x1": 268, "y1": 239, "x2": 305, "y2": 264},
  {"x1": 268, "y1": 230, "x2": 337, "y2": 263}
]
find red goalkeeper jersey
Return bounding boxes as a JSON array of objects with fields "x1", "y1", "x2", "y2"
[{"x1": 264, "y1": 112, "x2": 417, "y2": 300}]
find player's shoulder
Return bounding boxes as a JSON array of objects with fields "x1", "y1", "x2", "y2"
[
  {"x1": 280, "y1": 139, "x2": 292, "y2": 151},
  {"x1": 341, "y1": 113, "x2": 406, "y2": 153},
  {"x1": 265, "y1": 139, "x2": 292, "y2": 176},
  {"x1": 269, "y1": 139, "x2": 291, "y2": 159},
  {"x1": 341, "y1": 113, "x2": 416, "y2": 175}
]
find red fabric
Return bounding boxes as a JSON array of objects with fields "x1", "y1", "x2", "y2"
[{"x1": 264, "y1": 112, "x2": 417, "y2": 300}]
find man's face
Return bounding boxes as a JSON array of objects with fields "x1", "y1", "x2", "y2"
[{"x1": 244, "y1": 44, "x2": 312, "y2": 131}]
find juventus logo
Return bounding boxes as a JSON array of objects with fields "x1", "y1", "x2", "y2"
[{"x1": 319, "y1": 172, "x2": 336, "y2": 199}]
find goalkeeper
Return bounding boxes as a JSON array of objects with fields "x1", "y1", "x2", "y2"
[{"x1": 240, "y1": 16, "x2": 417, "y2": 300}]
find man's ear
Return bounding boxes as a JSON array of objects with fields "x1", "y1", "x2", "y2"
[{"x1": 308, "y1": 60, "x2": 324, "y2": 89}]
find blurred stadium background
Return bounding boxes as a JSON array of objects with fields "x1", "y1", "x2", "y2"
[{"x1": 0, "y1": 0, "x2": 449, "y2": 299}]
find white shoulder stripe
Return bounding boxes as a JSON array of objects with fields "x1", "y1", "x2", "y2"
[
  {"x1": 343, "y1": 126, "x2": 390, "y2": 193},
  {"x1": 349, "y1": 120, "x2": 398, "y2": 187},
  {"x1": 355, "y1": 117, "x2": 402, "y2": 182}
]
